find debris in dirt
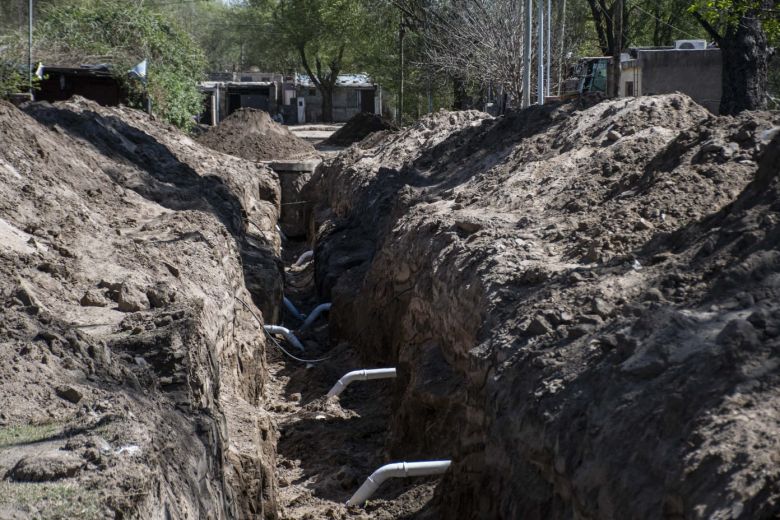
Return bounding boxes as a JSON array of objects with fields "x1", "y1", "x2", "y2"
[
  {"x1": 54, "y1": 386, "x2": 83, "y2": 404},
  {"x1": 79, "y1": 289, "x2": 108, "y2": 307},
  {"x1": 307, "y1": 94, "x2": 780, "y2": 519},
  {"x1": 198, "y1": 107, "x2": 317, "y2": 161},
  {"x1": 324, "y1": 112, "x2": 399, "y2": 147}
]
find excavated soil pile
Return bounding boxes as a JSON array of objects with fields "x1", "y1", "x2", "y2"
[
  {"x1": 198, "y1": 108, "x2": 317, "y2": 161},
  {"x1": 306, "y1": 96, "x2": 780, "y2": 519},
  {"x1": 324, "y1": 112, "x2": 399, "y2": 147},
  {"x1": 0, "y1": 97, "x2": 281, "y2": 519}
]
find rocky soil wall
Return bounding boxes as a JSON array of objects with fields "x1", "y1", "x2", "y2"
[
  {"x1": 306, "y1": 96, "x2": 780, "y2": 518},
  {"x1": 0, "y1": 98, "x2": 281, "y2": 519}
]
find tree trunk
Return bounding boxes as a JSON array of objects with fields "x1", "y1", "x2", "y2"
[
  {"x1": 453, "y1": 76, "x2": 469, "y2": 109},
  {"x1": 321, "y1": 86, "x2": 334, "y2": 122},
  {"x1": 719, "y1": 15, "x2": 769, "y2": 114}
]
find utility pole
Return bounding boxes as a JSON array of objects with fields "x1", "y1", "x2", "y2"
[
  {"x1": 522, "y1": 0, "x2": 532, "y2": 108},
  {"x1": 425, "y1": 14, "x2": 432, "y2": 113},
  {"x1": 557, "y1": 0, "x2": 567, "y2": 95},
  {"x1": 546, "y1": 0, "x2": 551, "y2": 96},
  {"x1": 611, "y1": 0, "x2": 623, "y2": 97},
  {"x1": 398, "y1": 15, "x2": 405, "y2": 123},
  {"x1": 537, "y1": 0, "x2": 544, "y2": 105},
  {"x1": 28, "y1": 0, "x2": 33, "y2": 96}
]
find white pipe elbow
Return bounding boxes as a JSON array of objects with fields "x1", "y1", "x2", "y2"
[
  {"x1": 326, "y1": 368, "x2": 397, "y2": 398},
  {"x1": 346, "y1": 460, "x2": 452, "y2": 506},
  {"x1": 283, "y1": 296, "x2": 306, "y2": 320},
  {"x1": 299, "y1": 302, "x2": 332, "y2": 331},
  {"x1": 294, "y1": 250, "x2": 314, "y2": 266},
  {"x1": 263, "y1": 325, "x2": 305, "y2": 352}
]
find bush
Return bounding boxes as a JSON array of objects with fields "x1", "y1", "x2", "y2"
[{"x1": 33, "y1": 1, "x2": 206, "y2": 129}]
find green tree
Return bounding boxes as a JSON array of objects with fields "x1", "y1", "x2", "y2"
[
  {"x1": 11, "y1": 0, "x2": 206, "y2": 129},
  {"x1": 273, "y1": 0, "x2": 365, "y2": 121},
  {"x1": 689, "y1": 0, "x2": 778, "y2": 113}
]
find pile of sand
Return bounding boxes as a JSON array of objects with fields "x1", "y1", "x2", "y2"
[{"x1": 198, "y1": 108, "x2": 317, "y2": 161}]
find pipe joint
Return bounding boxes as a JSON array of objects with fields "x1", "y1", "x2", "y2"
[
  {"x1": 264, "y1": 325, "x2": 305, "y2": 352},
  {"x1": 299, "y1": 302, "x2": 332, "y2": 331},
  {"x1": 326, "y1": 368, "x2": 397, "y2": 398},
  {"x1": 346, "y1": 460, "x2": 452, "y2": 506}
]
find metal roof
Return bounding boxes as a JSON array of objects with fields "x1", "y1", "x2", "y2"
[{"x1": 296, "y1": 73, "x2": 375, "y2": 88}]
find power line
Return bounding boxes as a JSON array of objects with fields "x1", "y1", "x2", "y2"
[{"x1": 631, "y1": 4, "x2": 702, "y2": 40}]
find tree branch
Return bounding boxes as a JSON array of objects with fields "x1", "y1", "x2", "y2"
[{"x1": 691, "y1": 10, "x2": 723, "y2": 44}]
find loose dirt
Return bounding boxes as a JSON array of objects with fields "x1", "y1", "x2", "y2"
[
  {"x1": 198, "y1": 108, "x2": 318, "y2": 161},
  {"x1": 324, "y1": 113, "x2": 399, "y2": 147},
  {"x1": 0, "y1": 97, "x2": 281, "y2": 519},
  {"x1": 3, "y1": 91, "x2": 778, "y2": 520},
  {"x1": 306, "y1": 96, "x2": 780, "y2": 519},
  {"x1": 264, "y1": 244, "x2": 442, "y2": 519}
]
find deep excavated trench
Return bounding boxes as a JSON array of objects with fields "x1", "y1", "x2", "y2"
[
  {"x1": 1, "y1": 95, "x2": 779, "y2": 520},
  {"x1": 272, "y1": 96, "x2": 780, "y2": 520},
  {"x1": 261, "y1": 195, "x2": 449, "y2": 518}
]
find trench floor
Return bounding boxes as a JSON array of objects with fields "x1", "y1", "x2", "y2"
[{"x1": 265, "y1": 243, "x2": 441, "y2": 519}]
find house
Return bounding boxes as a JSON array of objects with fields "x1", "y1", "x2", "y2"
[
  {"x1": 620, "y1": 40, "x2": 721, "y2": 114},
  {"x1": 198, "y1": 71, "x2": 384, "y2": 125},
  {"x1": 36, "y1": 64, "x2": 128, "y2": 106},
  {"x1": 565, "y1": 41, "x2": 722, "y2": 113},
  {"x1": 295, "y1": 73, "x2": 382, "y2": 123},
  {"x1": 199, "y1": 71, "x2": 289, "y2": 126}
]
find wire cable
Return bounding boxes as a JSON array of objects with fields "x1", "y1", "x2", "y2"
[{"x1": 235, "y1": 296, "x2": 332, "y2": 363}]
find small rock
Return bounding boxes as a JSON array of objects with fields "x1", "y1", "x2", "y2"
[
  {"x1": 55, "y1": 385, "x2": 83, "y2": 404},
  {"x1": 590, "y1": 298, "x2": 614, "y2": 319},
  {"x1": 163, "y1": 262, "x2": 180, "y2": 278},
  {"x1": 7, "y1": 450, "x2": 83, "y2": 482},
  {"x1": 644, "y1": 288, "x2": 664, "y2": 302},
  {"x1": 146, "y1": 282, "x2": 175, "y2": 309},
  {"x1": 117, "y1": 282, "x2": 148, "y2": 312},
  {"x1": 568, "y1": 324, "x2": 594, "y2": 339},
  {"x1": 526, "y1": 316, "x2": 553, "y2": 336},
  {"x1": 455, "y1": 220, "x2": 483, "y2": 234},
  {"x1": 79, "y1": 289, "x2": 107, "y2": 307},
  {"x1": 607, "y1": 130, "x2": 622, "y2": 142},
  {"x1": 701, "y1": 140, "x2": 723, "y2": 153},
  {"x1": 290, "y1": 393, "x2": 302, "y2": 403},
  {"x1": 634, "y1": 218, "x2": 654, "y2": 231},
  {"x1": 581, "y1": 245, "x2": 601, "y2": 263}
]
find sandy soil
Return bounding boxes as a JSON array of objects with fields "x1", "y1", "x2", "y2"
[{"x1": 305, "y1": 96, "x2": 780, "y2": 519}]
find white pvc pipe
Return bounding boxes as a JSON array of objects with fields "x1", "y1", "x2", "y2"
[
  {"x1": 299, "y1": 302, "x2": 332, "y2": 331},
  {"x1": 283, "y1": 296, "x2": 306, "y2": 320},
  {"x1": 294, "y1": 250, "x2": 314, "y2": 266},
  {"x1": 326, "y1": 368, "x2": 397, "y2": 398},
  {"x1": 347, "y1": 460, "x2": 452, "y2": 506},
  {"x1": 264, "y1": 325, "x2": 305, "y2": 351}
]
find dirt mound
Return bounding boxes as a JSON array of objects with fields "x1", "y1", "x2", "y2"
[
  {"x1": 324, "y1": 112, "x2": 399, "y2": 147},
  {"x1": 0, "y1": 98, "x2": 281, "y2": 519},
  {"x1": 198, "y1": 108, "x2": 317, "y2": 161},
  {"x1": 305, "y1": 94, "x2": 780, "y2": 519}
]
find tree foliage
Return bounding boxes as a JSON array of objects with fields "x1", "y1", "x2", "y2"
[
  {"x1": 273, "y1": 0, "x2": 367, "y2": 121},
  {"x1": 1, "y1": 1, "x2": 206, "y2": 129}
]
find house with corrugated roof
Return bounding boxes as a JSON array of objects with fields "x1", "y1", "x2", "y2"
[
  {"x1": 198, "y1": 71, "x2": 384, "y2": 125},
  {"x1": 294, "y1": 73, "x2": 383, "y2": 123}
]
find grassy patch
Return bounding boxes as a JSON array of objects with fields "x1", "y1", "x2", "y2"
[
  {"x1": 0, "y1": 423, "x2": 63, "y2": 448},
  {"x1": 0, "y1": 481, "x2": 104, "y2": 519}
]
